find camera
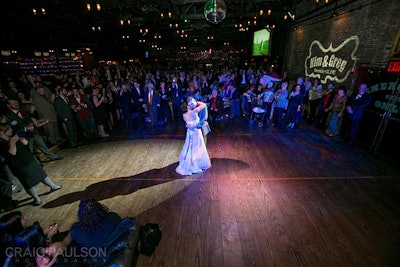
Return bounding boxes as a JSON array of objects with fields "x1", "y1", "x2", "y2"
[
  {"x1": 16, "y1": 132, "x2": 34, "y2": 138},
  {"x1": 10, "y1": 120, "x2": 34, "y2": 138}
]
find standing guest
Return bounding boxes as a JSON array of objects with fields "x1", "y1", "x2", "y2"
[
  {"x1": 54, "y1": 87, "x2": 79, "y2": 148},
  {"x1": 102, "y1": 85, "x2": 115, "y2": 131},
  {"x1": 325, "y1": 86, "x2": 348, "y2": 137},
  {"x1": 228, "y1": 83, "x2": 241, "y2": 119},
  {"x1": 144, "y1": 82, "x2": 161, "y2": 128},
  {"x1": 302, "y1": 76, "x2": 312, "y2": 118},
  {"x1": 109, "y1": 82, "x2": 122, "y2": 127},
  {"x1": 237, "y1": 69, "x2": 248, "y2": 94},
  {"x1": 308, "y1": 78, "x2": 323, "y2": 124},
  {"x1": 0, "y1": 123, "x2": 62, "y2": 206},
  {"x1": 285, "y1": 84, "x2": 303, "y2": 129},
  {"x1": 313, "y1": 83, "x2": 335, "y2": 130},
  {"x1": 241, "y1": 85, "x2": 256, "y2": 116},
  {"x1": 158, "y1": 81, "x2": 171, "y2": 125},
  {"x1": 4, "y1": 81, "x2": 23, "y2": 101},
  {"x1": 91, "y1": 87, "x2": 110, "y2": 138},
  {"x1": 258, "y1": 82, "x2": 275, "y2": 122},
  {"x1": 119, "y1": 83, "x2": 133, "y2": 127},
  {"x1": 341, "y1": 83, "x2": 372, "y2": 144},
  {"x1": 31, "y1": 85, "x2": 61, "y2": 145},
  {"x1": 70, "y1": 87, "x2": 98, "y2": 139},
  {"x1": 27, "y1": 104, "x2": 48, "y2": 139},
  {"x1": 272, "y1": 82, "x2": 289, "y2": 129},
  {"x1": 207, "y1": 89, "x2": 223, "y2": 125},
  {"x1": 5, "y1": 99, "x2": 62, "y2": 161},
  {"x1": 130, "y1": 80, "x2": 145, "y2": 118},
  {"x1": 16, "y1": 90, "x2": 32, "y2": 113},
  {"x1": 169, "y1": 77, "x2": 184, "y2": 120},
  {"x1": 24, "y1": 74, "x2": 39, "y2": 99}
]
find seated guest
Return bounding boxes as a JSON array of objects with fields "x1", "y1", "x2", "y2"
[
  {"x1": 60, "y1": 196, "x2": 137, "y2": 265},
  {"x1": 0, "y1": 211, "x2": 59, "y2": 266}
]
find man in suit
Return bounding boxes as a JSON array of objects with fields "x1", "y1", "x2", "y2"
[
  {"x1": 144, "y1": 82, "x2": 161, "y2": 127},
  {"x1": 131, "y1": 80, "x2": 145, "y2": 117},
  {"x1": 158, "y1": 81, "x2": 171, "y2": 125},
  {"x1": 169, "y1": 78, "x2": 183, "y2": 120},
  {"x1": 5, "y1": 99, "x2": 62, "y2": 161},
  {"x1": 342, "y1": 83, "x2": 372, "y2": 144},
  {"x1": 54, "y1": 87, "x2": 79, "y2": 148}
]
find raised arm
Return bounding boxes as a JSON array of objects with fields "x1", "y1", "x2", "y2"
[{"x1": 193, "y1": 101, "x2": 206, "y2": 113}]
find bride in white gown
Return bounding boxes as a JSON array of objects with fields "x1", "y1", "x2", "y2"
[{"x1": 176, "y1": 97, "x2": 211, "y2": 175}]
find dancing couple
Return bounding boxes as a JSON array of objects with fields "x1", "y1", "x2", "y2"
[{"x1": 176, "y1": 97, "x2": 211, "y2": 176}]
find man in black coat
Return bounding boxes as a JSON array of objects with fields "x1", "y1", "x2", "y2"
[
  {"x1": 341, "y1": 83, "x2": 372, "y2": 144},
  {"x1": 144, "y1": 82, "x2": 161, "y2": 127},
  {"x1": 54, "y1": 87, "x2": 79, "y2": 148},
  {"x1": 130, "y1": 80, "x2": 145, "y2": 117}
]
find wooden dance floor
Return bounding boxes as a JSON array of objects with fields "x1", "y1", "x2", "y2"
[{"x1": 11, "y1": 118, "x2": 400, "y2": 267}]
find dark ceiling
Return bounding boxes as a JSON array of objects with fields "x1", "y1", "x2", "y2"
[{"x1": 1, "y1": 0, "x2": 308, "y2": 59}]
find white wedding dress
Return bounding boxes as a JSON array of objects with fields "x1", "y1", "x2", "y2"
[{"x1": 176, "y1": 117, "x2": 211, "y2": 175}]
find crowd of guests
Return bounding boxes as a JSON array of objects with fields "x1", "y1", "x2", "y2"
[
  {"x1": 0, "y1": 62, "x2": 371, "y2": 210},
  {"x1": 0, "y1": 61, "x2": 372, "y2": 266}
]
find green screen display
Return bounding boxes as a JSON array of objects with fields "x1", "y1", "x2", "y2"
[{"x1": 252, "y1": 29, "x2": 270, "y2": 56}]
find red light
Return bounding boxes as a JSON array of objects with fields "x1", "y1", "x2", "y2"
[{"x1": 387, "y1": 61, "x2": 400, "y2": 72}]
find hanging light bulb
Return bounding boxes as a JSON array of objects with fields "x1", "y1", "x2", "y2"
[{"x1": 204, "y1": 0, "x2": 227, "y2": 24}]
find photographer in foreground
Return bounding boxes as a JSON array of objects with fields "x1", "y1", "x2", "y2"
[
  {"x1": 5, "y1": 99, "x2": 62, "y2": 162},
  {"x1": 0, "y1": 123, "x2": 62, "y2": 206}
]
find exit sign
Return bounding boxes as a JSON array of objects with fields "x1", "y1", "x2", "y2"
[{"x1": 387, "y1": 61, "x2": 400, "y2": 72}]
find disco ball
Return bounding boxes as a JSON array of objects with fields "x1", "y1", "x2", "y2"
[{"x1": 204, "y1": 0, "x2": 227, "y2": 24}]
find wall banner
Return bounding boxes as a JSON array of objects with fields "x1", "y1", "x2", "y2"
[
  {"x1": 368, "y1": 82, "x2": 400, "y2": 120},
  {"x1": 305, "y1": 36, "x2": 359, "y2": 84}
]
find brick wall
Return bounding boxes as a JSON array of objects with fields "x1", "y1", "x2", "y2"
[{"x1": 284, "y1": 0, "x2": 400, "y2": 90}]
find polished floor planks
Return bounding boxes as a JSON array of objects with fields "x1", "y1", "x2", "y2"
[{"x1": 9, "y1": 119, "x2": 400, "y2": 267}]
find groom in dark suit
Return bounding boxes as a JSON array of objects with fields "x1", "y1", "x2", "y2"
[{"x1": 196, "y1": 101, "x2": 211, "y2": 145}]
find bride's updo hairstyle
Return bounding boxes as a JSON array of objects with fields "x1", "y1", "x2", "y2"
[{"x1": 186, "y1": 96, "x2": 197, "y2": 110}]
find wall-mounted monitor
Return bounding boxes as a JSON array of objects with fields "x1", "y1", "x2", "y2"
[{"x1": 252, "y1": 29, "x2": 271, "y2": 56}]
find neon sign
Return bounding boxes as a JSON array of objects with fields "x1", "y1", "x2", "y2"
[{"x1": 387, "y1": 61, "x2": 400, "y2": 72}]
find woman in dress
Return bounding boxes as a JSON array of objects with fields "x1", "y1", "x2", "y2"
[
  {"x1": 325, "y1": 86, "x2": 348, "y2": 137},
  {"x1": 91, "y1": 86, "x2": 109, "y2": 137},
  {"x1": 0, "y1": 123, "x2": 62, "y2": 206},
  {"x1": 176, "y1": 97, "x2": 211, "y2": 176},
  {"x1": 286, "y1": 84, "x2": 303, "y2": 129}
]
